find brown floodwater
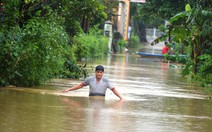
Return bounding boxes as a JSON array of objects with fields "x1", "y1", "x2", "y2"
[{"x1": 0, "y1": 54, "x2": 211, "y2": 132}]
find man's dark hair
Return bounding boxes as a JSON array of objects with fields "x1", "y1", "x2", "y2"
[{"x1": 95, "y1": 65, "x2": 104, "y2": 72}]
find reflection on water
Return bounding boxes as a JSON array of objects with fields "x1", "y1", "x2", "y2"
[
  {"x1": 60, "y1": 96, "x2": 125, "y2": 132},
  {"x1": 0, "y1": 54, "x2": 212, "y2": 132}
]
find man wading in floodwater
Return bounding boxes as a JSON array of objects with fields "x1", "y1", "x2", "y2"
[{"x1": 61, "y1": 65, "x2": 124, "y2": 100}]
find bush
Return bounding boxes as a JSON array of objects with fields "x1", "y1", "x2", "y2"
[
  {"x1": 129, "y1": 34, "x2": 140, "y2": 49},
  {"x1": 0, "y1": 14, "x2": 72, "y2": 87},
  {"x1": 117, "y1": 39, "x2": 127, "y2": 53},
  {"x1": 62, "y1": 60, "x2": 88, "y2": 79},
  {"x1": 197, "y1": 54, "x2": 212, "y2": 88},
  {"x1": 72, "y1": 27, "x2": 108, "y2": 61}
]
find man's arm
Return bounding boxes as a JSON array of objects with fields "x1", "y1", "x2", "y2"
[
  {"x1": 111, "y1": 88, "x2": 124, "y2": 100},
  {"x1": 61, "y1": 82, "x2": 84, "y2": 93}
]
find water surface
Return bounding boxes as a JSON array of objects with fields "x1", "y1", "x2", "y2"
[{"x1": 0, "y1": 54, "x2": 211, "y2": 132}]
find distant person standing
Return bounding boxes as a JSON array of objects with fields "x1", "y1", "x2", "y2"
[{"x1": 162, "y1": 42, "x2": 170, "y2": 54}]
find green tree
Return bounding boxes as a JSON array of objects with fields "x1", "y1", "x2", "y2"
[
  {"x1": 165, "y1": 1, "x2": 211, "y2": 88},
  {"x1": 0, "y1": 0, "x2": 110, "y2": 87},
  {"x1": 0, "y1": 10, "x2": 71, "y2": 86},
  {"x1": 72, "y1": 26, "x2": 108, "y2": 61},
  {"x1": 56, "y1": 0, "x2": 107, "y2": 34},
  {"x1": 0, "y1": 0, "x2": 71, "y2": 86},
  {"x1": 130, "y1": 0, "x2": 197, "y2": 42}
]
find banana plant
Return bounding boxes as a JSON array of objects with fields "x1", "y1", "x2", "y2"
[{"x1": 152, "y1": 3, "x2": 212, "y2": 75}]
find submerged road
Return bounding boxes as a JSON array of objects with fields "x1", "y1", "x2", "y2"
[{"x1": 0, "y1": 48, "x2": 211, "y2": 132}]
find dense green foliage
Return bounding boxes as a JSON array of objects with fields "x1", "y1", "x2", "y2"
[
  {"x1": 0, "y1": 11, "x2": 71, "y2": 86},
  {"x1": 72, "y1": 27, "x2": 108, "y2": 61},
  {"x1": 169, "y1": 1, "x2": 212, "y2": 89},
  {"x1": 54, "y1": 0, "x2": 107, "y2": 35},
  {"x1": 129, "y1": 33, "x2": 140, "y2": 49},
  {"x1": 0, "y1": 0, "x2": 109, "y2": 87},
  {"x1": 138, "y1": 0, "x2": 197, "y2": 28},
  {"x1": 130, "y1": 0, "x2": 197, "y2": 42},
  {"x1": 63, "y1": 61, "x2": 88, "y2": 79},
  {"x1": 138, "y1": 0, "x2": 211, "y2": 92}
]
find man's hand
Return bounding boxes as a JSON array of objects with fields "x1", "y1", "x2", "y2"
[
  {"x1": 60, "y1": 89, "x2": 69, "y2": 93},
  {"x1": 111, "y1": 88, "x2": 124, "y2": 100}
]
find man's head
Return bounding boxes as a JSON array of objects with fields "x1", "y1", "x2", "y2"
[
  {"x1": 95, "y1": 65, "x2": 104, "y2": 72},
  {"x1": 95, "y1": 65, "x2": 104, "y2": 79}
]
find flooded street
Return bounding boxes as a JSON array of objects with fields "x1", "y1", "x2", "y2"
[{"x1": 0, "y1": 54, "x2": 212, "y2": 132}]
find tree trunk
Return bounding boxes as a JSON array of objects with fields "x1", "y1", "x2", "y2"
[{"x1": 81, "y1": 15, "x2": 89, "y2": 33}]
